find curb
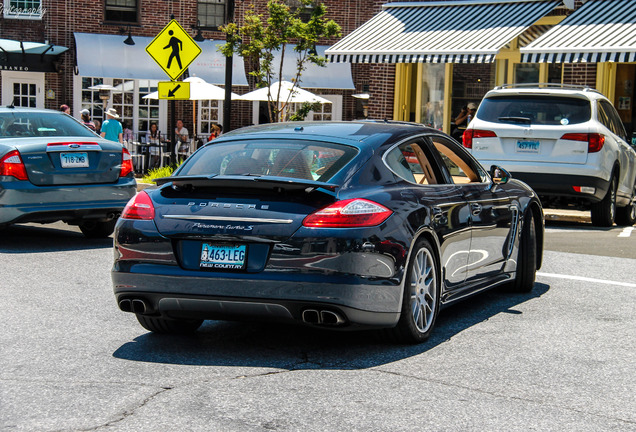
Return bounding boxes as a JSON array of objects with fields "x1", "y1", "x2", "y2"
[{"x1": 543, "y1": 209, "x2": 591, "y2": 223}]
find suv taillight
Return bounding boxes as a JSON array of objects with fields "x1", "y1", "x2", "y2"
[
  {"x1": 0, "y1": 150, "x2": 28, "y2": 180},
  {"x1": 463, "y1": 129, "x2": 497, "y2": 149},
  {"x1": 561, "y1": 133, "x2": 605, "y2": 153},
  {"x1": 120, "y1": 148, "x2": 134, "y2": 177},
  {"x1": 121, "y1": 191, "x2": 155, "y2": 220},
  {"x1": 303, "y1": 199, "x2": 393, "y2": 228}
]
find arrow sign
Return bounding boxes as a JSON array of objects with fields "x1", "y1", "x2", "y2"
[
  {"x1": 158, "y1": 81, "x2": 190, "y2": 100},
  {"x1": 168, "y1": 84, "x2": 181, "y2": 98}
]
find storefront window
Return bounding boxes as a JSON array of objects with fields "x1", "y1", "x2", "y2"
[
  {"x1": 420, "y1": 64, "x2": 445, "y2": 130},
  {"x1": 199, "y1": 99, "x2": 220, "y2": 138},
  {"x1": 514, "y1": 64, "x2": 540, "y2": 84},
  {"x1": 138, "y1": 80, "x2": 159, "y2": 135},
  {"x1": 112, "y1": 79, "x2": 134, "y2": 137},
  {"x1": 81, "y1": 77, "x2": 104, "y2": 124}
]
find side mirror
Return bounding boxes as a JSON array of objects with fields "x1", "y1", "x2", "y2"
[{"x1": 489, "y1": 165, "x2": 511, "y2": 185}]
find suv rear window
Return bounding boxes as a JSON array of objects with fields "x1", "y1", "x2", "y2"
[
  {"x1": 477, "y1": 95, "x2": 591, "y2": 126},
  {"x1": 177, "y1": 140, "x2": 358, "y2": 182}
]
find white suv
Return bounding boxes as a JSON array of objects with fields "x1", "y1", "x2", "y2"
[{"x1": 463, "y1": 84, "x2": 636, "y2": 226}]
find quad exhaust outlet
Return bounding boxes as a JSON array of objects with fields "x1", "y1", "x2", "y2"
[{"x1": 302, "y1": 309, "x2": 346, "y2": 326}]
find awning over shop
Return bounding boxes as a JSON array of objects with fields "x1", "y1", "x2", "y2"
[
  {"x1": 326, "y1": 0, "x2": 559, "y2": 64},
  {"x1": 74, "y1": 33, "x2": 248, "y2": 85},
  {"x1": 271, "y1": 45, "x2": 354, "y2": 89},
  {"x1": 0, "y1": 38, "x2": 68, "y2": 72},
  {"x1": 521, "y1": 0, "x2": 636, "y2": 63}
]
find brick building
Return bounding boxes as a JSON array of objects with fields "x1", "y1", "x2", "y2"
[{"x1": 1, "y1": 0, "x2": 635, "y2": 139}]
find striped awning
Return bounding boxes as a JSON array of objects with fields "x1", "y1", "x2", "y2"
[
  {"x1": 325, "y1": 0, "x2": 559, "y2": 64},
  {"x1": 521, "y1": 0, "x2": 636, "y2": 63}
]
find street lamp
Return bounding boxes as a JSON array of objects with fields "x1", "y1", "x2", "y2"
[{"x1": 353, "y1": 93, "x2": 370, "y2": 119}]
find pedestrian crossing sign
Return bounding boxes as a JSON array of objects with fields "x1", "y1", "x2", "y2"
[{"x1": 146, "y1": 19, "x2": 202, "y2": 81}]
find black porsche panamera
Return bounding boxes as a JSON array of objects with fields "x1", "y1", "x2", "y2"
[{"x1": 112, "y1": 121, "x2": 544, "y2": 343}]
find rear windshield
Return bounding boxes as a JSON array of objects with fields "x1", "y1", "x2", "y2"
[
  {"x1": 0, "y1": 111, "x2": 97, "y2": 138},
  {"x1": 177, "y1": 139, "x2": 358, "y2": 182},
  {"x1": 477, "y1": 95, "x2": 591, "y2": 126}
]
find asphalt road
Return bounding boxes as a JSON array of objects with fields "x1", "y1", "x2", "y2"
[{"x1": 1, "y1": 221, "x2": 635, "y2": 431}]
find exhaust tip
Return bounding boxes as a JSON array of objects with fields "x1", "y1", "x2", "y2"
[
  {"x1": 118, "y1": 299, "x2": 132, "y2": 313},
  {"x1": 320, "y1": 310, "x2": 345, "y2": 326},
  {"x1": 131, "y1": 299, "x2": 147, "y2": 314},
  {"x1": 302, "y1": 309, "x2": 320, "y2": 324}
]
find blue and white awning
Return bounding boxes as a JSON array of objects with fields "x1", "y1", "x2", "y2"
[
  {"x1": 521, "y1": 0, "x2": 636, "y2": 63},
  {"x1": 326, "y1": 0, "x2": 559, "y2": 64}
]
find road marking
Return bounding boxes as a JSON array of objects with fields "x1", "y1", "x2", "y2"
[
  {"x1": 537, "y1": 272, "x2": 636, "y2": 288},
  {"x1": 618, "y1": 227, "x2": 634, "y2": 238}
]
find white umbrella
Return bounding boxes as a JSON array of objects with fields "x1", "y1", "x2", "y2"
[
  {"x1": 142, "y1": 77, "x2": 240, "y2": 100},
  {"x1": 239, "y1": 81, "x2": 332, "y2": 104}
]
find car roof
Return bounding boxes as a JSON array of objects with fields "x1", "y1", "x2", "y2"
[
  {"x1": 0, "y1": 106, "x2": 66, "y2": 114},
  {"x1": 484, "y1": 85, "x2": 606, "y2": 101},
  {"x1": 219, "y1": 120, "x2": 440, "y2": 148}
]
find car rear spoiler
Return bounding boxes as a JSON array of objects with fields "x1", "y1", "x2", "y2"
[{"x1": 154, "y1": 174, "x2": 339, "y2": 195}]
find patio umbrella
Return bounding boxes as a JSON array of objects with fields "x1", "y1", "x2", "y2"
[{"x1": 238, "y1": 81, "x2": 332, "y2": 104}]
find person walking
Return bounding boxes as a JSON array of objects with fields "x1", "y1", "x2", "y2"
[{"x1": 101, "y1": 108, "x2": 123, "y2": 143}]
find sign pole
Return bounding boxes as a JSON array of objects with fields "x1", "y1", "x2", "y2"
[
  {"x1": 223, "y1": 0, "x2": 236, "y2": 133},
  {"x1": 170, "y1": 99, "x2": 176, "y2": 165}
]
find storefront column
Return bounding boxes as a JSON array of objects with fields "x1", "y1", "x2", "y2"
[{"x1": 443, "y1": 64, "x2": 453, "y2": 135}]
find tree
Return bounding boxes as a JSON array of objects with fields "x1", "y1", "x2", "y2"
[{"x1": 220, "y1": 0, "x2": 341, "y2": 122}]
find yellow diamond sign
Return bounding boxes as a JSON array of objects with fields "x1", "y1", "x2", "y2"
[
  {"x1": 158, "y1": 81, "x2": 191, "y2": 100},
  {"x1": 146, "y1": 20, "x2": 202, "y2": 81}
]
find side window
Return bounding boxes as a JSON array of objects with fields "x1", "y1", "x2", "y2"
[
  {"x1": 597, "y1": 101, "x2": 614, "y2": 132},
  {"x1": 429, "y1": 136, "x2": 486, "y2": 184},
  {"x1": 600, "y1": 100, "x2": 627, "y2": 141},
  {"x1": 384, "y1": 140, "x2": 440, "y2": 185}
]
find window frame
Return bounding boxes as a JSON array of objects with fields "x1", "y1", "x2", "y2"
[
  {"x1": 3, "y1": 0, "x2": 43, "y2": 20},
  {"x1": 197, "y1": 0, "x2": 227, "y2": 30},
  {"x1": 103, "y1": 0, "x2": 139, "y2": 25}
]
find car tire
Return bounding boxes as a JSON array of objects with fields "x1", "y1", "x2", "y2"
[
  {"x1": 389, "y1": 238, "x2": 440, "y2": 344},
  {"x1": 78, "y1": 219, "x2": 117, "y2": 238},
  {"x1": 136, "y1": 314, "x2": 203, "y2": 334},
  {"x1": 615, "y1": 181, "x2": 636, "y2": 226},
  {"x1": 510, "y1": 211, "x2": 537, "y2": 293},
  {"x1": 591, "y1": 175, "x2": 617, "y2": 227}
]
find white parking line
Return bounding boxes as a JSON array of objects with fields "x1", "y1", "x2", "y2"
[
  {"x1": 537, "y1": 272, "x2": 636, "y2": 288},
  {"x1": 618, "y1": 227, "x2": 634, "y2": 238}
]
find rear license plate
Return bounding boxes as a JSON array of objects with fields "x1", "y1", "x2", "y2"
[
  {"x1": 200, "y1": 243, "x2": 246, "y2": 270},
  {"x1": 516, "y1": 140, "x2": 540, "y2": 153},
  {"x1": 60, "y1": 152, "x2": 89, "y2": 168}
]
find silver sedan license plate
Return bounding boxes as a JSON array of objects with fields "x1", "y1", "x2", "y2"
[
  {"x1": 60, "y1": 152, "x2": 89, "y2": 168},
  {"x1": 200, "y1": 243, "x2": 246, "y2": 269}
]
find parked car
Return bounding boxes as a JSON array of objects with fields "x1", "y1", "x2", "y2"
[
  {"x1": 0, "y1": 107, "x2": 137, "y2": 237},
  {"x1": 112, "y1": 121, "x2": 543, "y2": 344},
  {"x1": 463, "y1": 84, "x2": 636, "y2": 227}
]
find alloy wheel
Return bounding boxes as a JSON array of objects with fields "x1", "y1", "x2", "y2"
[{"x1": 409, "y1": 247, "x2": 437, "y2": 333}]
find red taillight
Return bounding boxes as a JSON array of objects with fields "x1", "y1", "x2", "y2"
[
  {"x1": 303, "y1": 199, "x2": 393, "y2": 228},
  {"x1": 462, "y1": 129, "x2": 497, "y2": 148},
  {"x1": 120, "y1": 147, "x2": 134, "y2": 177},
  {"x1": 561, "y1": 133, "x2": 605, "y2": 153},
  {"x1": 121, "y1": 191, "x2": 155, "y2": 220},
  {"x1": 0, "y1": 150, "x2": 28, "y2": 180}
]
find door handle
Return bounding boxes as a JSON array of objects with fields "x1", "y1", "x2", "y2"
[{"x1": 470, "y1": 203, "x2": 482, "y2": 215}]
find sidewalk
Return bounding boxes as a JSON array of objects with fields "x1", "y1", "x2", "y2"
[{"x1": 543, "y1": 208, "x2": 591, "y2": 223}]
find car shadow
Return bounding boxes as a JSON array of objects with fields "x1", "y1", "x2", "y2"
[
  {"x1": 112, "y1": 283, "x2": 549, "y2": 369},
  {"x1": 0, "y1": 223, "x2": 113, "y2": 253}
]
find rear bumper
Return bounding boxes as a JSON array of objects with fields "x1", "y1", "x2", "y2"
[
  {"x1": 0, "y1": 176, "x2": 137, "y2": 224},
  {"x1": 509, "y1": 172, "x2": 609, "y2": 203},
  {"x1": 112, "y1": 270, "x2": 403, "y2": 328}
]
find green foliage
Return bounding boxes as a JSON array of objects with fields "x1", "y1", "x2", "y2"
[
  {"x1": 289, "y1": 102, "x2": 321, "y2": 121},
  {"x1": 142, "y1": 163, "x2": 181, "y2": 183},
  {"x1": 221, "y1": 0, "x2": 341, "y2": 122}
]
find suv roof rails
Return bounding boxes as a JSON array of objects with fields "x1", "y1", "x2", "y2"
[{"x1": 494, "y1": 83, "x2": 602, "y2": 94}]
